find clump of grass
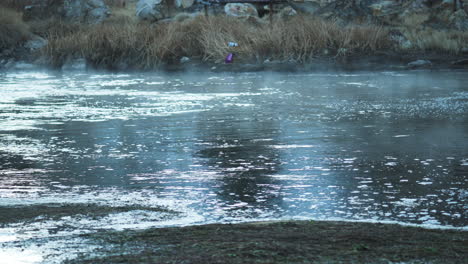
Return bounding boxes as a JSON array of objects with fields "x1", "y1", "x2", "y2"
[
  {"x1": 0, "y1": 8, "x2": 30, "y2": 50},
  {"x1": 29, "y1": 18, "x2": 84, "y2": 38},
  {"x1": 402, "y1": 28, "x2": 468, "y2": 53},
  {"x1": 42, "y1": 15, "x2": 390, "y2": 69}
]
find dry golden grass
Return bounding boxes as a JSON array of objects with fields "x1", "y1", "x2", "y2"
[
  {"x1": 42, "y1": 15, "x2": 390, "y2": 69},
  {"x1": 104, "y1": 0, "x2": 138, "y2": 24},
  {"x1": 400, "y1": 13, "x2": 430, "y2": 28},
  {"x1": 402, "y1": 28, "x2": 468, "y2": 53},
  {"x1": 0, "y1": 8, "x2": 30, "y2": 50}
]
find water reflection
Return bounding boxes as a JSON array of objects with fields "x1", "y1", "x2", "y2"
[
  {"x1": 0, "y1": 70, "x2": 466, "y2": 228},
  {"x1": 196, "y1": 107, "x2": 283, "y2": 217}
]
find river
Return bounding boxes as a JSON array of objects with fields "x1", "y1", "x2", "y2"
[{"x1": 0, "y1": 69, "x2": 467, "y2": 263}]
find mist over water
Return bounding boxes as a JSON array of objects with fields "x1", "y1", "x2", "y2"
[{"x1": 0, "y1": 69, "x2": 467, "y2": 262}]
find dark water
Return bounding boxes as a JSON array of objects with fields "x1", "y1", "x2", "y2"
[{"x1": 0, "y1": 69, "x2": 467, "y2": 262}]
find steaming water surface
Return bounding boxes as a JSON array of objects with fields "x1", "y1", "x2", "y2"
[{"x1": 0, "y1": 69, "x2": 467, "y2": 262}]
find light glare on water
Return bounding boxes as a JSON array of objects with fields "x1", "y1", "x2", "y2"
[{"x1": 0, "y1": 69, "x2": 467, "y2": 263}]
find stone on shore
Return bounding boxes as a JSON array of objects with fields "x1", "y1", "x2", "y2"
[
  {"x1": 450, "y1": 9, "x2": 468, "y2": 30},
  {"x1": 224, "y1": 3, "x2": 259, "y2": 17},
  {"x1": 24, "y1": 35, "x2": 48, "y2": 51},
  {"x1": 278, "y1": 6, "x2": 298, "y2": 19},
  {"x1": 408, "y1": 59, "x2": 432, "y2": 68},
  {"x1": 136, "y1": 0, "x2": 167, "y2": 22},
  {"x1": 175, "y1": 0, "x2": 195, "y2": 9},
  {"x1": 23, "y1": 0, "x2": 110, "y2": 23},
  {"x1": 64, "y1": 0, "x2": 110, "y2": 23}
]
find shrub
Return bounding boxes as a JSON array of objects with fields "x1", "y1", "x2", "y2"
[{"x1": 0, "y1": 8, "x2": 30, "y2": 50}]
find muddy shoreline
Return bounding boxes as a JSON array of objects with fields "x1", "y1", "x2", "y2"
[
  {"x1": 1, "y1": 39, "x2": 468, "y2": 73},
  {"x1": 0, "y1": 203, "x2": 177, "y2": 226},
  {"x1": 2, "y1": 52, "x2": 468, "y2": 73},
  {"x1": 63, "y1": 220, "x2": 467, "y2": 264}
]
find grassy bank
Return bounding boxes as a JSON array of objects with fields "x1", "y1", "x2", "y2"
[
  {"x1": 1, "y1": 2, "x2": 468, "y2": 70},
  {"x1": 66, "y1": 220, "x2": 467, "y2": 264},
  {"x1": 40, "y1": 15, "x2": 390, "y2": 69}
]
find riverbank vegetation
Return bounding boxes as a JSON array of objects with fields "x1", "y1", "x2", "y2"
[
  {"x1": 66, "y1": 220, "x2": 467, "y2": 264},
  {"x1": 1, "y1": 0, "x2": 467, "y2": 69},
  {"x1": 42, "y1": 15, "x2": 390, "y2": 68}
]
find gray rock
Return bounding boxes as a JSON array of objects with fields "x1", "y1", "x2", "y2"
[
  {"x1": 23, "y1": 1, "x2": 60, "y2": 21},
  {"x1": 63, "y1": 0, "x2": 110, "y2": 23},
  {"x1": 13, "y1": 62, "x2": 36, "y2": 70},
  {"x1": 24, "y1": 0, "x2": 109, "y2": 23},
  {"x1": 175, "y1": 0, "x2": 195, "y2": 9},
  {"x1": 408, "y1": 59, "x2": 432, "y2": 68},
  {"x1": 180, "y1": 56, "x2": 191, "y2": 64},
  {"x1": 390, "y1": 33, "x2": 412, "y2": 50},
  {"x1": 224, "y1": 3, "x2": 258, "y2": 17},
  {"x1": 174, "y1": 12, "x2": 200, "y2": 22},
  {"x1": 24, "y1": 35, "x2": 48, "y2": 51},
  {"x1": 4, "y1": 59, "x2": 15, "y2": 69},
  {"x1": 401, "y1": 40, "x2": 413, "y2": 50},
  {"x1": 278, "y1": 6, "x2": 297, "y2": 19},
  {"x1": 450, "y1": 10, "x2": 468, "y2": 30},
  {"x1": 62, "y1": 58, "x2": 87, "y2": 71},
  {"x1": 287, "y1": 1, "x2": 320, "y2": 15},
  {"x1": 452, "y1": 59, "x2": 468, "y2": 66},
  {"x1": 440, "y1": 0, "x2": 463, "y2": 9},
  {"x1": 136, "y1": 0, "x2": 166, "y2": 22},
  {"x1": 370, "y1": 0, "x2": 399, "y2": 16}
]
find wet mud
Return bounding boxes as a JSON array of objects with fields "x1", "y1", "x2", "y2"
[{"x1": 67, "y1": 220, "x2": 468, "y2": 264}]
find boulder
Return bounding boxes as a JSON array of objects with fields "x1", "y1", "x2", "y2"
[
  {"x1": 408, "y1": 59, "x2": 432, "y2": 68},
  {"x1": 369, "y1": 0, "x2": 400, "y2": 16},
  {"x1": 278, "y1": 6, "x2": 298, "y2": 18},
  {"x1": 390, "y1": 32, "x2": 413, "y2": 49},
  {"x1": 293, "y1": 0, "x2": 334, "y2": 8},
  {"x1": 450, "y1": 9, "x2": 468, "y2": 30},
  {"x1": 23, "y1": 0, "x2": 110, "y2": 23},
  {"x1": 288, "y1": 1, "x2": 321, "y2": 15},
  {"x1": 62, "y1": 58, "x2": 87, "y2": 71},
  {"x1": 180, "y1": 56, "x2": 190, "y2": 64},
  {"x1": 23, "y1": 0, "x2": 62, "y2": 21},
  {"x1": 136, "y1": 0, "x2": 166, "y2": 21},
  {"x1": 63, "y1": 0, "x2": 110, "y2": 23},
  {"x1": 175, "y1": 0, "x2": 195, "y2": 9},
  {"x1": 224, "y1": 3, "x2": 259, "y2": 17},
  {"x1": 440, "y1": 0, "x2": 464, "y2": 9},
  {"x1": 24, "y1": 35, "x2": 48, "y2": 51}
]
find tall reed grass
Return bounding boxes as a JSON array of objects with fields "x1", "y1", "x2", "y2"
[
  {"x1": 403, "y1": 28, "x2": 468, "y2": 53},
  {"x1": 43, "y1": 15, "x2": 390, "y2": 69}
]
